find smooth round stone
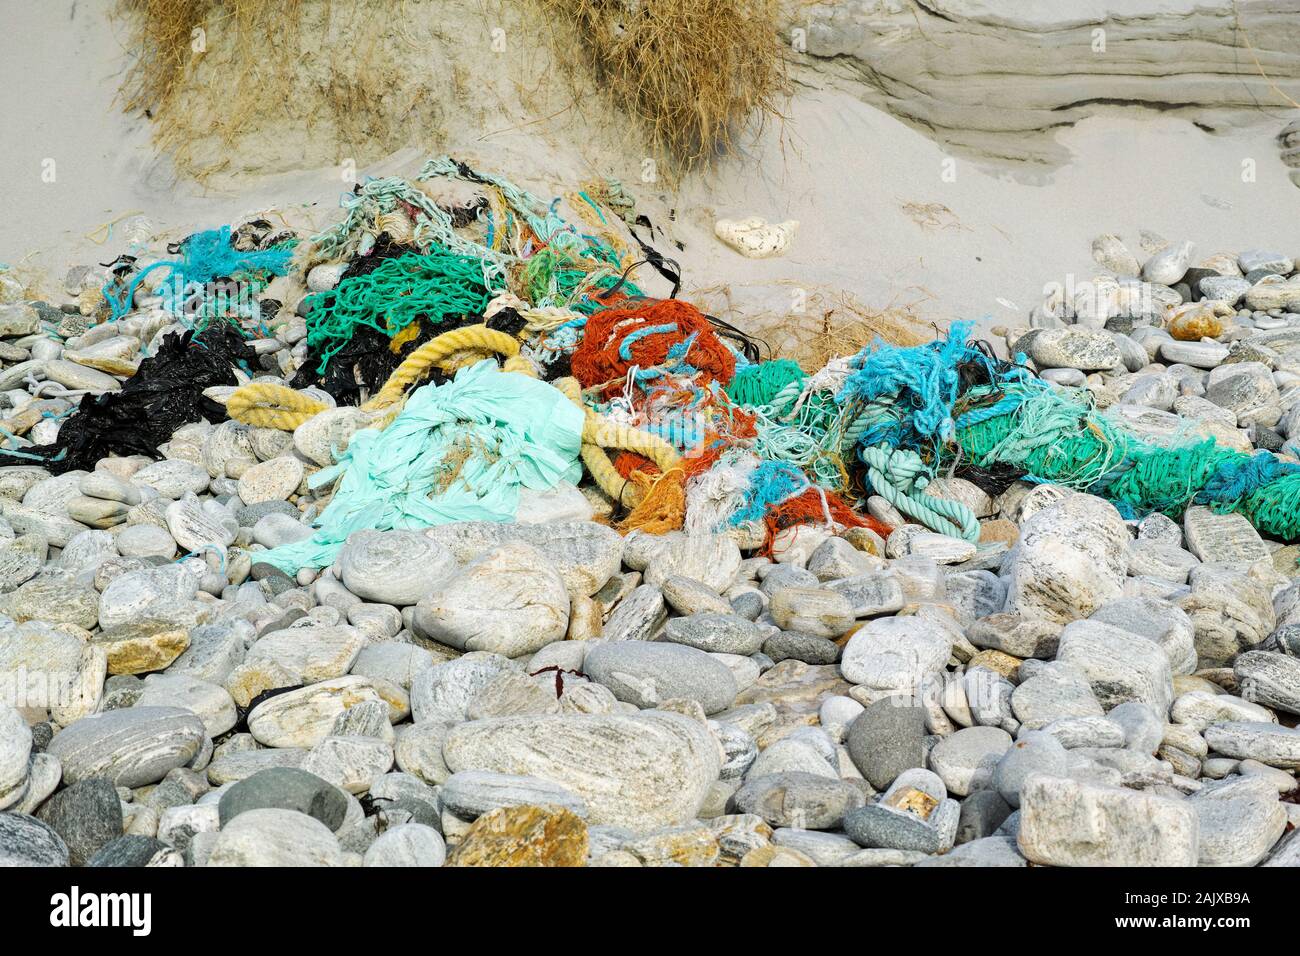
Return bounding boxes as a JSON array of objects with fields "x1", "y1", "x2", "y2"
[
  {"x1": 759, "y1": 564, "x2": 818, "y2": 598},
  {"x1": 337, "y1": 529, "x2": 457, "y2": 606},
  {"x1": 207, "y1": 807, "x2": 343, "y2": 866},
  {"x1": 44, "y1": 359, "x2": 120, "y2": 392},
  {"x1": 731, "y1": 772, "x2": 866, "y2": 830},
  {"x1": 1239, "y1": 249, "x2": 1293, "y2": 275},
  {"x1": 205, "y1": 747, "x2": 307, "y2": 787},
  {"x1": 929, "y1": 726, "x2": 1013, "y2": 796},
  {"x1": 59, "y1": 530, "x2": 118, "y2": 572},
  {"x1": 3, "y1": 572, "x2": 100, "y2": 629},
  {"x1": 237, "y1": 456, "x2": 303, "y2": 505},
  {"x1": 252, "y1": 512, "x2": 313, "y2": 548},
  {"x1": 217, "y1": 766, "x2": 350, "y2": 829},
  {"x1": 1056, "y1": 619, "x2": 1174, "y2": 713},
  {"x1": 410, "y1": 653, "x2": 519, "y2": 724},
  {"x1": 87, "y1": 835, "x2": 181, "y2": 867},
  {"x1": 79, "y1": 471, "x2": 142, "y2": 507},
  {"x1": 662, "y1": 613, "x2": 770, "y2": 655},
  {"x1": 245, "y1": 623, "x2": 365, "y2": 684},
  {"x1": 440, "y1": 770, "x2": 588, "y2": 820},
  {"x1": 247, "y1": 425, "x2": 294, "y2": 463},
  {"x1": 1039, "y1": 367, "x2": 1086, "y2": 387},
  {"x1": 767, "y1": 587, "x2": 855, "y2": 638},
  {"x1": 0, "y1": 704, "x2": 33, "y2": 810},
  {"x1": 1191, "y1": 776, "x2": 1287, "y2": 866},
  {"x1": 897, "y1": 530, "x2": 977, "y2": 565},
  {"x1": 34, "y1": 777, "x2": 124, "y2": 866},
  {"x1": 1170, "y1": 690, "x2": 1275, "y2": 730},
  {"x1": 660, "y1": 575, "x2": 732, "y2": 615},
  {"x1": 1011, "y1": 663, "x2": 1103, "y2": 729},
  {"x1": 1233, "y1": 651, "x2": 1300, "y2": 716},
  {"x1": 992, "y1": 732, "x2": 1069, "y2": 808},
  {"x1": 23, "y1": 472, "x2": 87, "y2": 515},
  {"x1": 132, "y1": 459, "x2": 209, "y2": 499},
  {"x1": 762, "y1": 630, "x2": 840, "y2": 665},
  {"x1": 1017, "y1": 774, "x2": 1198, "y2": 867},
  {"x1": 414, "y1": 543, "x2": 568, "y2": 657},
  {"x1": 641, "y1": 533, "x2": 740, "y2": 592},
  {"x1": 247, "y1": 676, "x2": 385, "y2": 749},
  {"x1": 234, "y1": 499, "x2": 297, "y2": 528},
  {"x1": 843, "y1": 796, "x2": 959, "y2": 854},
  {"x1": 1203, "y1": 722, "x2": 1300, "y2": 769},
  {"x1": 1033, "y1": 714, "x2": 1126, "y2": 749},
  {"x1": 1107, "y1": 701, "x2": 1164, "y2": 754},
  {"x1": 116, "y1": 523, "x2": 178, "y2": 559},
  {"x1": 0, "y1": 536, "x2": 43, "y2": 592},
  {"x1": 443, "y1": 711, "x2": 721, "y2": 830},
  {"x1": 730, "y1": 590, "x2": 765, "y2": 620},
  {"x1": 299, "y1": 736, "x2": 394, "y2": 794},
  {"x1": 2, "y1": 500, "x2": 91, "y2": 548},
  {"x1": 818, "y1": 695, "x2": 865, "y2": 740},
  {"x1": 425, "y1": 520, "x2": 623, "y2": 597},
  {"x1": 1088, "y1": 596, "x2": 1197, "y2": 675},
  {"x1": 165, "y1": 494, "x2": 236, "y2": 553},
  {"x1": 46, "y1": 706, "x2": 206, "y2": 789},
  {"x1": 584, "y1": 641, "x2": 738, "y2": 714},
  {"x1": 97, "y1": 562, "x2": 202, "y2": 630},
  {"x1": 136, "y1": 673, "x2": 238, "y2": 737},
  {"x1": 845, "y1": 697, "x2": 927, "y2": 790},
  {"x1": 1200, "y1": 275, "x2": 1251, "y2": 305},
  {"x1": 0, "y1": 812, "x2": 69, "y2": 866},
  {"x1": 350, "y1": 643, "x2": 435, "y2": 693},
  {"x1": 293, "y1": 406, "x2": 375, "y2": 467},
  {"x1": 363, "y1": 822, "x2": 446, "y2": 867},
  {"x1": 1125, "y1": 539, "x2": 1199, "y2": 585},
  {"x1": 201, "y1": 420, "x2": 255, "y2": 479},
  {"x1": 1158, "y1": 339, "x2": 1229, "y2": 368},
  {"x1": 806, "y1": 536, "x2": 878, "y2": 580},
  {"x1": 1141, "y1": 240, "x2": 1193, "y2": 284},
  {"x1": 826, "y1": 572, "x2": 905, "y2": 617},
  {"x1": 770, "y1": 827, "x2": 861, "y2": 866},
  {"x1": 1091, "y1": 234, "x2": 1140, "y2": 275},
  {"x1": 1029, "y1": 328, "x2": 1122, "y2": 370},
  {"x1": 840, "y1": 617, "x2": 953, "y2": 693}
]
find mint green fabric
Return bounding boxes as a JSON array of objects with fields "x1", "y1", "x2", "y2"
[{"x1": 259, "y1": 359, "x2": 585, "y2": 573}]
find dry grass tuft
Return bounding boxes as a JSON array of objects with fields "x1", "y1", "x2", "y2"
[
  {"x1": 115, "y1": 0, "x2": 438, "y2": 182},
  {"x1": 690, "y1": 282, "x2": 931, "y2": 371},
  {"x1": 535, "y1": 0, "x2": 787, "y2": 173}
]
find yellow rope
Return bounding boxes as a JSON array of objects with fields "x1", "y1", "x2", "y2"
[
  {"x1": 366, "y1": 324, "x2": 521, "y2": 409},
  {"x1": 226, "y1": 324, "x2": 524, "y2": 431},
  {"x1": 225, "y1": 382, "x2": 330, "y2": 431}
]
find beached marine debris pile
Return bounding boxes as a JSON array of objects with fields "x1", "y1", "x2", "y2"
[{"x1": 0, "y1": 169, "x2": 1298, "y2": 867}]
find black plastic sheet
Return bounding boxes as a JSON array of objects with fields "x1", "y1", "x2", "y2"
[{"x1": 24, "y1": 325, "x2": 256, "y2": 474}]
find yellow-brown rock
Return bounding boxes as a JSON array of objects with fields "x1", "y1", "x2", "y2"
[
  {"x1": 966, "y1": 649, "x2": 1023, "y2": 680},
  {"x1": 739, "y1": 845, "x2": 817, "y2": 867},
  {"x1": 566, "y1": 593, "x2": 603, "y2": 640},
  {"x1": 709, "y1": 813, "x2": 773, "y2": 865},
  {"x1": 91, "y1": 621, "x2": 189, "y2": 675},
  {"x1": 623, "y1": 824, "x2": 720, "y2": 867},
  {"x1": 979, "y1": 519, "x2": 1020, "y2": 547},
  {"x1": 1168, "y1": 304, "x2": 1226, "y2": 341},
  {"x1": 841, "y1": 527, "x2": 885, "y2": 556},
  {"x1": 449, "y1": 805, "x2": 588, "y2": 867}
]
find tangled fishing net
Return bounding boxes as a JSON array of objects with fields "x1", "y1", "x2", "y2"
[{"x1": 29, "y1": 153, "x2": 1300, "y2": 578}]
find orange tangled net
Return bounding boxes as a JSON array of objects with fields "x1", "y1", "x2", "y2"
[
  {"x1": 763, "y1": 489, "x2": 892, "y2": 556},
  {"x1": 570, "y1": 299, "x2": 736, "y2": 393}
]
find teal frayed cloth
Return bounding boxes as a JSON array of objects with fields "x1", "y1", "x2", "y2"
[{"x1": 259, "y1": 359, "x2": 585, "y2": 573}]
